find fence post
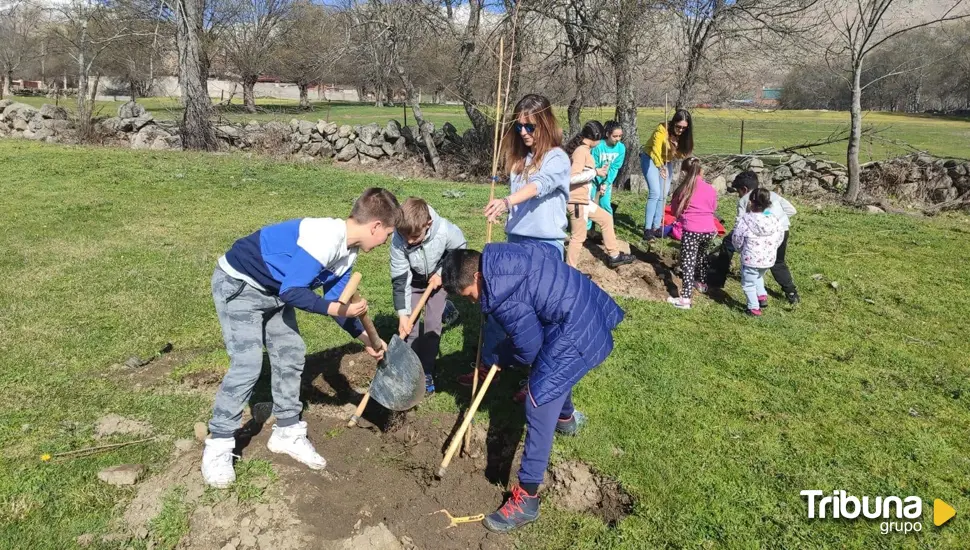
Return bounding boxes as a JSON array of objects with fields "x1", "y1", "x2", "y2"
[{"x1": 739, "y1": 119, "x2": 745, "y2": 154}]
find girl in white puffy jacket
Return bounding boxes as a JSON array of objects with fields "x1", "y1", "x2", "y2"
[{"x1": 732, "y1": 188, "x2": 784, "y2": 316}]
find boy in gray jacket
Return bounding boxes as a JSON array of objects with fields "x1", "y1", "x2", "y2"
[{"x1": 391, "y1": 197, "x2": 467, "y2": 393}]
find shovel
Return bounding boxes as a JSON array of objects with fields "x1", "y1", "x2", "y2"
[{"x1": 346, "y1": 282, "x2": 434, "y2": 427}]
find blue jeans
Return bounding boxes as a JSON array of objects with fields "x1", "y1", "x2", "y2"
[
  {"x1": 519, "y1": 387, "x2": 575, "y2": 485},
  {"x1": 481, "y1": 234, "x2": 564, "y2": 367},
  {"x1": 741, "y1": 265, "x2": 768, "y2": 310},
  {"x1": 641, "y1": 152, "x2": 672, "y2": 231}
]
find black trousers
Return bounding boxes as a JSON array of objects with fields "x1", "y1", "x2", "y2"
[{"x1": 708, "y1": 230, "x2": 797, "y2": 295}]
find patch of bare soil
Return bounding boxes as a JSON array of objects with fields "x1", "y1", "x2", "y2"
[
  {"x1": 575, "y1": 239, "x2": 678, "y2": 301},
  {"x1": 95, "y1": 414, "x2": 153, "y2": 439},
  {"x1": 116, "y1": 342, "x2": 628, "y2": 549},
  {"x1": 108, "y1": 345, "x2": 212, "y2": 390},
  {"x1": 547, "y1": 461, "x2": 634, "y2": 526}
]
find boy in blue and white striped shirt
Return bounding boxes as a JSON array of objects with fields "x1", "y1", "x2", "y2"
[{"x1": 202, "y1": 188, "x2": 401, "y2": 488}]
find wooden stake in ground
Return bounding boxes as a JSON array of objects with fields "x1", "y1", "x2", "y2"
[
  {"x1": 463, "y1": 37, "x2": 506, "y2": 456},
  {"x1": 440, "y1": 365, "x2": 500, "y2": 478}
]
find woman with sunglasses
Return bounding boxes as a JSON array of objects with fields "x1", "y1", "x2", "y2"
[
  {"x1": 461, "y1": 94, "x2": 571, "y2": 399},
  {"x1": 483, "y1": 94, "x2": 571, "y2": 256},
  {"x1": 640, "y1": 109, "x2": 694, "y2": 240}
]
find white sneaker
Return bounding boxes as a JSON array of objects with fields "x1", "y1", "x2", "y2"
[
  {"x1": 667, "y1": 296, "x2": 691, "y2": 309},
  {"x1": 267, "y1": 421, "x2": 327, "y2": 470},
  {"x1": 201, "y1": 437, "x2": 236, "y2": 488}
]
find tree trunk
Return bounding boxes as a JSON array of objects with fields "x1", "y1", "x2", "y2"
[
  {"x1": 846, "y1": 63, "x2": 863, "y2": 202},
  {"x1": 176, "y1": 0, "x2": 217, "y2": 151},
  {"x1": 242, "y1": 77, "x2": 257, "y2": 113},
  {"x1": 90, "y1": 73, "x2": 101, "y2": 105},
  {"x1": 456, "y1": 0, "x2": 490, "y2": 136},
  {"x1": 675, "y1": 44, "x2": 703, "y2": 110},
  {"x1": 374, "y1": 85, "x2": 384, "y2": 107},
  {"x1": 394, "y1": 62, "x2": 440, "y2": 172},
  {"x1": 77, "y1": 55, "x2": 91, "y2": 135},
  {"x1": 567, "y1": 51, "x2": 586, "y2": 137},
  {"x1": 612, "y1": 9, "x2": 644, "y2": 192},
  {"x1": 299, "y1": 83, "x2": 310, "y2": 110},
  {"x1": 1, "y1": 69, "x2": 11, "y2": 100}
]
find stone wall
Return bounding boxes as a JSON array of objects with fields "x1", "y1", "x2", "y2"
[
  {"x1": 703, "y1": 152, "x2": 850, "y2": 196},
  {"x1": 5, "y1": 100, "x2": 969, "y2": 210},
  {"x1": 0, "y1": 100, "x2": 75, "y2": 142},
  {"x1": 0, "y1": 100, "x2": 422, "y2": 164},
  {"x1": 704, "y1": 150, "x2": 970, "y2": 208}
]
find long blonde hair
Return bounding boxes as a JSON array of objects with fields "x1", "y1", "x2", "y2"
[
  {"x1": 501, "y1": 94, "x2": 563, "y2": 176},
  {"x1": 671, "y1": 157, "x2": 703, "y2": 217}
]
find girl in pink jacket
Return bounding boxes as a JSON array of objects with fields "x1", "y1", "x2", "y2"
[
  {"x1": 732, "y1": 189, "x2": 785, "y2": 316},
  {"x1": 667, "y1": 157, "x2": 718, "y2": 309}
]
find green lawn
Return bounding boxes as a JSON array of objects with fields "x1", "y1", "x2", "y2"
[
  {"x1": 12, "y1": 95, "x2": 970, "y2": 163},
  {"x1": 1, "y1": 140, "x2": 969, "y2": 549}
]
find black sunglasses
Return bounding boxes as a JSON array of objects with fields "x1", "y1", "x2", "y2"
[{"x1": 515, "y1": 122, "x2": 536, "y2": 134}]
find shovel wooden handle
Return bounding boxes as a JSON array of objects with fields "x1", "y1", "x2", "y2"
[
  {"x1": 438, "y1": 364, "x2": 500, "y2": 478},
  {"x1": 347, "y1": 292, "x2": 381, "y2": 428},
  {"x1": 337, "y1": 272, "x2": 362, "y2": 304}
]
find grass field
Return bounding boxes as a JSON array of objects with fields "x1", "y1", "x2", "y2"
[
  {"x1": 1, "y1": 140, "x2": 970, "y2": 549},
  {"x1": 13, "y1": 95, "x2": 970, "y2": 163}
]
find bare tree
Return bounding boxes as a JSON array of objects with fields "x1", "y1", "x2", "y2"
[
  {"x1": 49, "y1": 0, "x2": 145, "y2": 134},
  {"x1": 823, "y1": 0, "x2": 970, "y2": 201},
  {"x1": 222, "y1": 0, "x2": 292, "y2": 113},
  {"x1": 101, "y1": 5, "x2": 170, "y2": 101},
  {"x1": 273, "y1": 1, "x2": 346, "y2": 109},
  {"x1": 171, "y1": 0, "x2": 218, "y2": 150},
  {"x1": 669, "y1": 0, "x2": 819, "y2": 109},
  {"x1": 532, "y1": 0, "x2": 608, "y2": 136},
  {"x1": 0, "y1": 0, "x2": 44, "y2": 99},
  {"x1": 356, "y1": 0, "x2": 443, "y2": 170},
  {"x1": 455, "y1": 0, "x2": 492, "y2": 135}
]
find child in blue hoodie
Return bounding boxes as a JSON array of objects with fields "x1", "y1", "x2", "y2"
[
  {"x1": 442, "y1": 242, "x2": 625, "y2": 533},
  {"x1": 201, "y1": 188, "x2": 400, "y2": 489}
]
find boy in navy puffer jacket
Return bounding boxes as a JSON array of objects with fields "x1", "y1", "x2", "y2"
[{"x1": 442, "y1": 242, "x2": 624, "y2": 533}]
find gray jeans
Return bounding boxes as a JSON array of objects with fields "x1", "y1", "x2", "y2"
[
  {"x1": 208, "y1": 267, "x2": 306, "y2": 438},
  {"x1": 406, "y1": 286, "x2": 446, "y2": 377}
]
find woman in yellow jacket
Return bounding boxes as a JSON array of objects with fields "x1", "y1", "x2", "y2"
[{"x1": 640, "y1": 109, "x2": 694, "y2": 240}]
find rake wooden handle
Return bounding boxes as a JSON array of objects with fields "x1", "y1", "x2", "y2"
[{"x1": 438, "y1": 364, "x2": 500, "y2": 478}]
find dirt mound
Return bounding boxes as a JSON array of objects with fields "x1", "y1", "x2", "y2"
[
  {"x1": 95, "y1": 414, "x2": 153, "y2": 439},
  {"x1": 575, "y1": 241, "x2": 676, "y2": 301},
  {"x1": 117, "y1": 346, "x2": 512, "y2": 550},
  {"x1": 181, "y1": 496, "x2": 310, "y2": 550},
  {"x1": 547, "y1": 461, "x2": 634, "y2": 526},
  {"x1": 323, "y1": 523, "x2": 402, "y2": 550}
]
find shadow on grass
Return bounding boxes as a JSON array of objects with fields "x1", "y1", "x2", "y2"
[{"x1": 229, "y1": 298, "x2": 529, "y2": 486}]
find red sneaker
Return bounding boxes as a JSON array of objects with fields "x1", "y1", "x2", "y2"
[
  {"x1": 482, "y1": 485, "x2": 540, "y2": 533},
  {"x1": 457, "y1": 365, "x2": 494, "y2": 387},
  {"x1": 513, "y1": 380, "x2": 529, "y2": 404}
]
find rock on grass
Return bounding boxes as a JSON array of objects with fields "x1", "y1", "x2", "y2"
[{"x1": 98, "y1": 464, "x2": 145, "y2": 486}]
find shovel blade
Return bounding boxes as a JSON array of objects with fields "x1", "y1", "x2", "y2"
[{"x1": 370, "y1": 335, "x2": 425, "y2": 411}]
